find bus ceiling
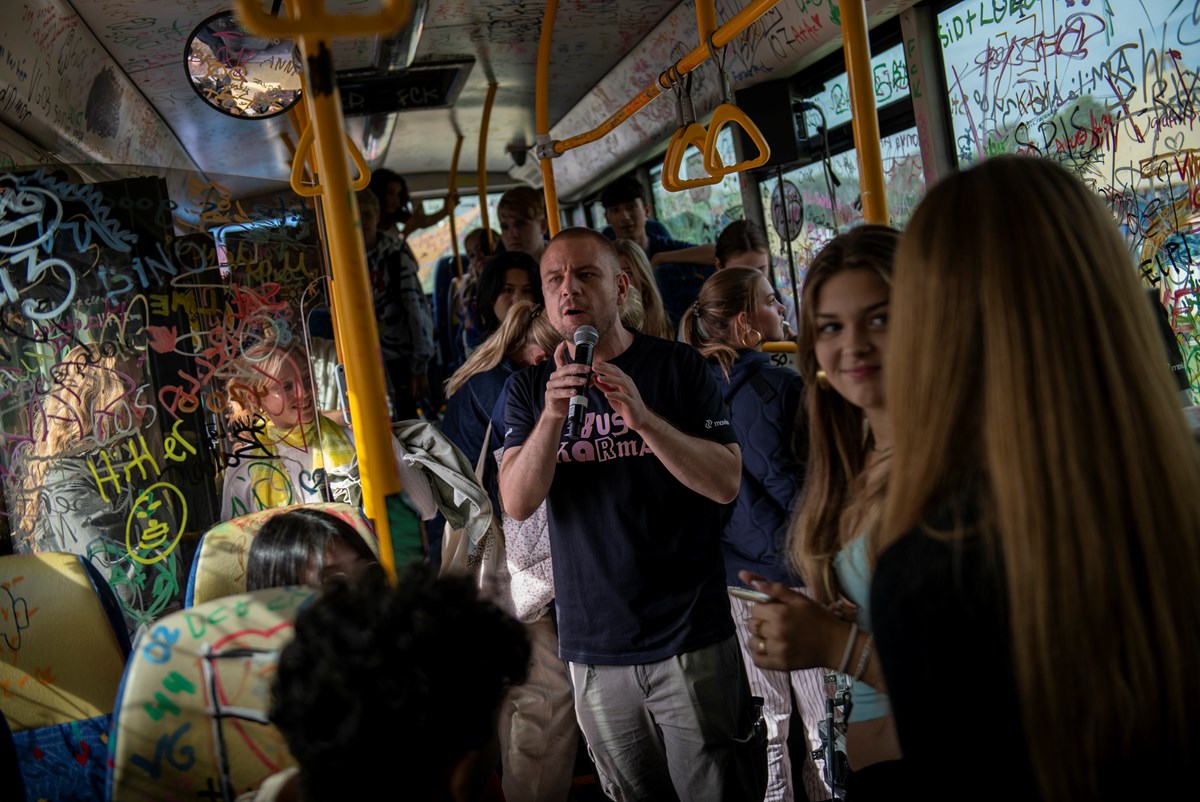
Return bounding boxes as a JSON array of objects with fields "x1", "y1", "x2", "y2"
[{"x1": 0, "y1": 0, "x2": 913, "y2": 207}]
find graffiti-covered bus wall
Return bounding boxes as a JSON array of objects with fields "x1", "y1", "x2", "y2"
[
  {"x1": 0, "y1": 165, "x2": 323, "y2": 637},
  {"x1": 937, "y1": 0, "x2": 1200, "y2": 395}
]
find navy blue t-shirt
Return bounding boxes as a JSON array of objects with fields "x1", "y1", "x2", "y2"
[{"x1": 503, "y1": 332, "x2": 737, "y2": 664}]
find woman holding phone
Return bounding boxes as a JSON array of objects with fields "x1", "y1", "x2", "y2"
[{"x1": 741, "y1": 226, "x2": 913, "y2": 799}]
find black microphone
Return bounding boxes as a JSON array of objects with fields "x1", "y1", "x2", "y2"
[{"x1": 565, "y1": 325, "x2": 599, "y2": 441}]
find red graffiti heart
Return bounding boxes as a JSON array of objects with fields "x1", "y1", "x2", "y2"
[{"x1": 75, "y1": 740, "x2": 91, "y2": 766}]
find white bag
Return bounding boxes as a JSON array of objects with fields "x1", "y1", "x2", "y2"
[{"x1": 439, "y1": 423, "x2": 509, "y2": 607}]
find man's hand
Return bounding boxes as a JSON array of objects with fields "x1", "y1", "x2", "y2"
[
  {"x1": 543, "y1": 341, "x2": 590, "y2": 422},
  {"x1": 592, "y1": 358, "x2": 652, "y2": 431}
]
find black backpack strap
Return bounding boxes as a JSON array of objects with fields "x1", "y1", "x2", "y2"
[{"x1": 749, "y1": 370, "x2": 776, "y2": 405}]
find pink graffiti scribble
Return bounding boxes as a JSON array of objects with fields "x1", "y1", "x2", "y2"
[{"x1": 145, "y1": 325, "x2": 178, "y2": 354}]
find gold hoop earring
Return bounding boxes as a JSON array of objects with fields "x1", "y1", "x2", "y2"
[{"x1": 815, "y1": 369, "x2": 830, "y2": 390}]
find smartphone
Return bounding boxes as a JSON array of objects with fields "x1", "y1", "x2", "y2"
[{"x1": 728, "y1": 586, "x2": 773, "y2": 603}]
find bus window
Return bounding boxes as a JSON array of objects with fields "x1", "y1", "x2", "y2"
[
  {"x1": 936, "y1": 0, "x2": 1200, "y2": 396},
  {"x1": 757, "y1": 127, "x2": 926, "y2": 314},
  {"x1": 406, "y1": 192, "x2": 504, "y2": 295},
  {"x1": 807, "y1": 42, "x2": 912, "y2": 130}
]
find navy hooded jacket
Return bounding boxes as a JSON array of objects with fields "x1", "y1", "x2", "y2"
[{"x1": 712, "y1": 350, "x2": 806, "y2": 586}]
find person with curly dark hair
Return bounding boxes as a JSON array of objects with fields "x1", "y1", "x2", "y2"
[{"x1": 242, "y1": 564, "x2": 530, "y2": 802}]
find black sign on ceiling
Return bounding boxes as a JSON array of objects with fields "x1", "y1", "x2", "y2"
[{"x1": 339, "y1": 60, "x2": 475, "y2": 116}]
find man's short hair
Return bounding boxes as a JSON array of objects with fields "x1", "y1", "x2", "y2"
[
  {"x1": 270, "y1": 564, "x2": 530, "y2": 801},
  {"x1": 600, "y1": 174, "x2": 647, "y2": 209},
  {"x1": 548, "y1": 227, "x2": 622, "y2": 274},
  {"x1": 498, "y1": 186, "x2": 547, "y2": 222}
]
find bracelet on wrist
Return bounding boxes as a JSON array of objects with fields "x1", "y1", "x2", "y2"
[
  {"x1": 852, "y1": 634, "x2": 874, "y2": 681},
  {"x1": 836, "y1": 622, "x2": 859, "y2": 674}
]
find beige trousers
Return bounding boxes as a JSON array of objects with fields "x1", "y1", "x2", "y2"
[{"x1": 498, "y1": 614, "x2": 580, "y2": 802}]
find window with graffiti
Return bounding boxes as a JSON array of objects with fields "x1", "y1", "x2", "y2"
[
  {"x1": 937, "y1": 0, "x2": 1200, "y2": 397},
  {"x1": 0, "y1": 166, "x2": 327, "y2": 638},
  {"x1": 756, "y1": 127, "x2": 927, "y2": 318}
]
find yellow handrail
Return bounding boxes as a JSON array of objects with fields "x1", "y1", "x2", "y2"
[
  {"x1": 662, "y1": 122, "x2": 716, "y2": 192},
  {"x1": 234, "y1": 0, "x2": 419, "y2": 583},
  {"x1": 841, "y1": 0, "x2": 888, "y2": 224},
  {"x1": 477, "y1": 82, "x2": 498, "y2": 248},
  {"x1": 696, "y1": 0, "x2": 718, "y2": 43},
  {"x1": 288, "y1": 123, "x2": 370, "y2": 197},
  {"x1": 551, "y1": 0, "x2": 783, "y2": 156},
  {"x1": 703, "y1": 104, "x2": 770, "y2": 175},
  {"x1": 653, "y1": 8, "x2": 772, "y2": 192},
  {"x1": 536, "y1": 0, "x2": 561, "y2": 235},
  {"x1": 235, "y1": 0, "x2": 409, "y2": 36}
]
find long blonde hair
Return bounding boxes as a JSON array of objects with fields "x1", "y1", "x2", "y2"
[
  {"x1": 883, "y1": 155, "x2": 1200, "y2": 801},
  {"x1": 616, "y1": 239, "x2": 673, "y2": 339},
  {"x1": 444, "y1": 301, "x2": 561, "y2": 397},
  {"x1": 787, "y1": 226, "x2": 899, "y2": 602},
  {"x1": 16, "y1": 342, "x2": 142, "y2": 539}
]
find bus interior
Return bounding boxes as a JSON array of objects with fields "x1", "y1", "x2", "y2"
[{"x1": 0, "y1": 0, "x2": 1196, "y2": 797}]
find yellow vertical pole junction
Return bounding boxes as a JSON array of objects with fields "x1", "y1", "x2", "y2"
[
  {"x1": 234, "y1": 0, "x2": 419, "y2": 581},
  {"x1": 841, "y1": 0, "x2": 889, "y2": 224},
  {"x1": 535, "y1": 0, "x2": 561, "y2": 236}
]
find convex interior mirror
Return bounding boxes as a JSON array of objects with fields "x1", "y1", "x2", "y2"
[{"x1": 184, "y1": 10, "x2": 303, "y2": 119}]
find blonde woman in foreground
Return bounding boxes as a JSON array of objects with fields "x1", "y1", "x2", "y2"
[{"x1": 752, "y1": 155, "x2": 1200, "y2": 801}]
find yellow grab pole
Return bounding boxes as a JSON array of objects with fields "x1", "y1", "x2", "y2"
[
  {"x1": 536, "y1": 0, "x2": 561, "y2": 236},
  {"x1": 449, "y1": 133, "x2": 464, "y2": 278},
  {"x1": 235, "y1": 0, "x2": 419, "y2": 582},
  {"x1": 841, "y1": 0, "x2": 888, "y2": 224},
  {"x1": 696, "y1": 0, "x2": 717, "y2": 44},
  {"x1": 477, "y1": 82, "x2": 498, "y2": 250},
  {"x1": 552, "y1": 0, "x2": 782, "y2": 155}
]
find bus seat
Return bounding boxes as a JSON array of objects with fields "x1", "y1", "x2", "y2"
[
  {"x1": 0, "y1": 552, "x2": 132, "y2": 802},
  {"x1": 185, "y1": 502, "x2": 379, "y2": 607},
  {"x1": 106, "y1": 585, "x2": 317, "y2": 802}
]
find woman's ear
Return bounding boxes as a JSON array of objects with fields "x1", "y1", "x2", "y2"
[
  {"x1": 734, "y1": 310, "x2": 750, "y2": 337},
  {"x1": 615, "y1": 269, "x2": 630, "y2": 307}
]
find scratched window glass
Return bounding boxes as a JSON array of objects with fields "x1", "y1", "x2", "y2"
[
  {"x1": 937, "y1": 0, "x2": 1200, "y2": 395},
  {"x1": 0, "y1": 167, "x2": 331, "y2": 638},
  {"x1": 807, "y1": 42, "x2": 912, "y2": 129},
  {"x1": 757, "y1": 127, "x2": 927, "y2": 317},
  {"x1": 649, "y1": 127, "x2": 746, "y2": 245}
]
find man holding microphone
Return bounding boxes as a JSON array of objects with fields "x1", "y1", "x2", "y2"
[{"x1": 500, "y1": 227, "x2": 765, "y2": 801}]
